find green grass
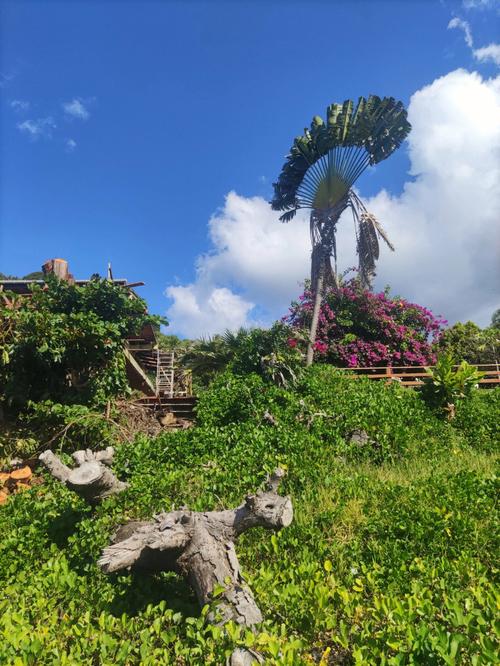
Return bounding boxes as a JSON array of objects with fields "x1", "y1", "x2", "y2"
[{"x1": 0, "y1": 368, "x2": 498, "y2": 664}]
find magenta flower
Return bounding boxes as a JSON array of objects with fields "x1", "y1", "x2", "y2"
[{"x1": 283, "y1": 275, "x2": 443, "y2": 368}]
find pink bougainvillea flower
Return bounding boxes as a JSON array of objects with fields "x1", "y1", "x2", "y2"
[{"x1": 283, "y1": 275, "x2": 443, "y2": 368}]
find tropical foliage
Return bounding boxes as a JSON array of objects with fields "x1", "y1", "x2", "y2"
[
  {"x1": 284, "y1": 277, "x2": 445, "y2": 367},
  {"x1": 0, "y1": 367, "x2": 498, "y2": 664},
  {"x1": 491, "y1": 308, "x2": 500, "y2": 329},
  {"x1": 436, "y1": 321, "x2": 499, "y2": 365},
  {"x1": 271, "y1": 96, "x2": 411, "y2": 223},
  {"x1": 181, "y1": 324, "x2": 304, "y2": 387},
  {"x1": 422, "y1": 353, "x2": 485, "y2": 418},
  {"x1": 0, "y1": 276, "x2": 165, "y2": 408},
  {"x1": 271, "y1": 95, "x2": 411, "y2": 365}
]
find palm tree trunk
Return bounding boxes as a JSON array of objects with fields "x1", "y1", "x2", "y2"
[{"x1": 306, "y1": 264, "x2": 324, "y2": 367}]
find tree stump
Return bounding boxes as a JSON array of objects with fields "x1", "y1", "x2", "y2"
[
  {"x1": 39, "y1": 447, "x2": 127, "y2": 503},
  {"x1": 98, "y1": 468, "x2": 293, "y2": 665}
]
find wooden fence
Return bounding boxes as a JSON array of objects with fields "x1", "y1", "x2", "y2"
[{"x1": 342, "y1": 363, "x2": 500, "y2": 387}]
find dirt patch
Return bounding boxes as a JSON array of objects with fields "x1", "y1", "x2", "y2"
[{"x1": 114, "y1": 400, "x2": 193, "y2": 441}]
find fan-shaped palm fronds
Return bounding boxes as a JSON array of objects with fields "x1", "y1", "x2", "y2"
[
  {"x1": 271, "y1": 95, "x2": 410, "y2": 365},
  {"x1": 272, "y1": 95, "x2": 410, "y2": 222}
]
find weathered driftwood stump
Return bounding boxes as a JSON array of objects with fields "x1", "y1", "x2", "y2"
[
  {"x1": 98, "y1": 469, "x2": 293, "y2": 665},
  {"x1": 39, "y1": 447, "x2": 127, "y2": 503}
]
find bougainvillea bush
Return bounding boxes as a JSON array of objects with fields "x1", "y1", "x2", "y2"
[{"x1": 284, "y1": 276, "x2": 446, "y2": 367}]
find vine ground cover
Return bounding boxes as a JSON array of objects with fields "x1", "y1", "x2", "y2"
[{"x1": 0, "y1": 368, "x2": 498, "y2": 664}]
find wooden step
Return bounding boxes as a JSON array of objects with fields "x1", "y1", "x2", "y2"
[{"x1": 134, "y1": 396, "x2": 198, "y2": 419}]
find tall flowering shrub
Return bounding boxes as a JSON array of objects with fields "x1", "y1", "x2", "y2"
[{"x1": 284, "y1": 277, "x2": 446, "y2": 367}]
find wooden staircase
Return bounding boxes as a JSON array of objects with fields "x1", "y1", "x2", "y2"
[
  {"x1": 134, "y1": 395, "x2": 197, "y2": 420},
  {"x1": 128, "y1": 347, "x2": 197, "y2": 420}
]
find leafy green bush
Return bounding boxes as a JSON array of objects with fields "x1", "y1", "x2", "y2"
[
  {"x1": 24, "y1": 401, "x2": 119, "y2": 452},
  {"x1": 0, "y1": 367, "x2": 498, "y2": 664},
  {"x1": 453, "y1": 388, "x2": 500, "y2": 451},
  {"x1": 421, "y1": 354, "x2": 484, "y2": 418},
  {"x1": 0, "y1": 276, "x2": 165, "y2": 408},
  {"x1": 436, "y1": 321, "x2": 499, "y2": 364},
  {"x1": 182, "y1": 323, "x2": 304, "y2": 388}
]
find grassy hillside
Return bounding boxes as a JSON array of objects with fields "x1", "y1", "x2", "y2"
[{"x1": 0, "y1": 368, "x2": 498, "y2": 664}]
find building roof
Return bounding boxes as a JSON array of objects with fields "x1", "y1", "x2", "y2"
[{"x1": 0, "y1": 278, "x2": 142, "y2": 294}]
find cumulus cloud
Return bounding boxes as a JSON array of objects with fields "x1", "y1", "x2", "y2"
[
  {"x1": 165, "y1": 194, "x2": 311, "y2": 336},
  {"x1": 62, "y1": 97, "x2": 90, "y2": 120},
  {"x1": 17, "y1": 117, "x2": 56, "y2": 139},
  {"x1": 65, "y1": 138, "x2": 77, "y2": 152},
  {"x1": 10, "y1": 99, "x2": 30, "y2": 112},
  {"x1": 364, "y1": 69, "x2": 500, "y2": 326},
  {"x1": 166, "y1": 69, "x2": 500, "y2": 336},
  {"x1": 166, "y1": 284, "x2": 255, "y2": 338},
  {"x1": 448, "y1": 17, "x2": 500, "y2": 66}
]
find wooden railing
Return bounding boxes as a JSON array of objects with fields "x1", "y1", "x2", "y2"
[{"x1": 342, "y1": 363, "x2": 500, "y2": 387}]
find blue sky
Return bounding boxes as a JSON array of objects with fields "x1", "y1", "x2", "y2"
[{"x1": 1, "y1": 0, "x2": 499, "y2": 334}]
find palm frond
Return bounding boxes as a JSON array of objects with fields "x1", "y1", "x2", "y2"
[
  {"x1": 271, "y1": 95, "x2": 411, "y2": 220},
  {"x1": 349, "y1": 193, "x2": 394, "y2": 289}
]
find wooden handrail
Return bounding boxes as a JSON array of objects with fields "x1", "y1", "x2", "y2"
[{"x1": 339, "y1": 362, "x2": 500, "y2": 387}]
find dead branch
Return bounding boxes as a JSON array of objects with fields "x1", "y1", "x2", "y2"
[
  {"x1": 39, "y1": 447, "x2": 127, "y2": 503},
  {"x1": 99, "y1": 468, "x2": 293, "y2": 665}
]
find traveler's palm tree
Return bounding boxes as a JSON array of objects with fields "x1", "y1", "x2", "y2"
[{"x1": 271, "y1": 96, "x2": 411, "y2": 365}]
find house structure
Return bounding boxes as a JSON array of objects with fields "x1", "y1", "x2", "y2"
[{"x1": 0, "y1": 258, "x2": 192, "y2": 405}]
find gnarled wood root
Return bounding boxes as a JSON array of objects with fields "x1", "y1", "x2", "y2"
[
  {"x1": 99, "y1": 469, "x2": 293, "y2": 665},
  {"x1": 39, "y1": 447, "x2": 127, "y2": 503}
]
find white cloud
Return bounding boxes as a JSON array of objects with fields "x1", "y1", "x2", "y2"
[
  {"x1": 166, "y1": 284, "x2": 255, "y2": 338},
  {"x1": 0, "y1": 72, "x2": 15, "y2": 88},
  {"x1": 17, "y1": 117, "x2": 56, "y2": 139},
  {"x1": 473, "y1": 43, "x2": 500, "y2": 65},
  {"x1": 10, "y1": 99, "x2": 30, "y2": 112},
  {"x1": 365, "y1": 69, "x2": 500, "y2": 326},
  {"x1": 65, "y1": 138, "x2": 77, "y2": 152},
  {"x1": 448, "y1": 17, "x2": 500, "y2": 66},
  {"x1": 448, "y1": 17, "x2": 474, "y2": 48},
  {"x1": 165, "y1": 193, "x2": 311, "y2": 336},
  {"x1": 166, "y1": 69, "x2": 500, "y2": 336},
  {"x1": 62, "y1": 98, "x2": 90, "y2": 120}
]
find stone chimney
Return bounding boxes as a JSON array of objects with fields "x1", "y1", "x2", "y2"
[{"x1": 42, "y1": 258, "x2": 75, "y2": 283}]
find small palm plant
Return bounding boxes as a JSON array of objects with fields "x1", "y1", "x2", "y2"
[
  {"x1": 181, "y1": 328, "x2": 251, "y2": 384},
  {"x1": 422, "y1": 353, "x2": 484, "y2": 419},
  {"x1": 271, "y1": 96, "x2": 411, "y2": 365}
]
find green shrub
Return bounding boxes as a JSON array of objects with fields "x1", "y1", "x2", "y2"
[
  {"x1": 24, "y1": 401, "x2": 119, "y2": 452},
  {"x1": 453, "y1": 388, "x2": 500, "y2": 452},
  {"x1": 436, "y1": 321, "x2": 499, "y2": 364},
  {"x1": 0, "y1": 276, "x2": 165, "y2": 408},
  {"x1": 182, "y1": 323, "x2": 304, "y2": 388},
  {"x1": 421, "y1": 353, "x2": 484, "y2": 417}
]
